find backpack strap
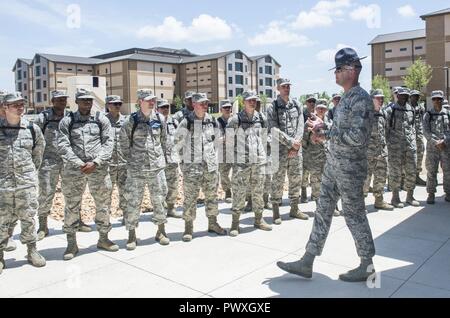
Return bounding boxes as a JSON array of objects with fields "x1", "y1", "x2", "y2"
[
  {"x1": 130, "y1": 112, "x2": 139, "y2": 147},
  {"x1": 217, "y1": 117, "x2": 227, "y2": 132},
  {"x1": 28, "y1": 123, "x2": 36, "y2": 150}
]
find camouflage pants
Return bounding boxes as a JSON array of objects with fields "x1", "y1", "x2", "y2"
[
  {"x1": 232, "y1": 164, "x2": 265, "y2": 214},
  {"x1": 426, "y1": 147, "x2": 450, "y2": 194},
  {"x1": 124, "y1": 168, "x2": 168, "y2": 230},
  {"x1": 182, "y1": 164, "x2": 219, "y2": 222},
  {"x1": 306, "y1": 161, "x2": 375, "y2": 259},
  {"x1": 364, "y1": 155, "x2": 388, "y2": 197},
  {"x1": 416, "y1": 134, "x2": 425, "y2": 175},
  {"x1": 165, "y1": 163, "x2": 180, "y2": 207},
  {"x1": 271, "y1": 152, "x2": 303, "y2": 203},
  {"x1": 219, "y1": 163, "x2": 232, "y2": 193},
  {"x1": 109, "y1": 165, "x2": 128, "y2": 214},
  {"x1": 38, "y1": 162, "x2": 63, "y2": 217},
  {"x1": 62, "y1": 166, "x2": 112, "y2": 235},
  {"x1": 0, "y1": 187, "x2": 38, "y2": 250},
  {"x1": 388, "y1": 147, "x2": 417, "y2": 192}
]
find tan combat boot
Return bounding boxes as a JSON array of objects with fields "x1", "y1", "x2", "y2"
[
  {"x1": 126, "y1": 229, "x2": 137, "y2": 250},
  {"x1": 374, "y1": 195, "x2": 394, "y2": 211},
  {"x1": 37, "y1": 215, "x2": 49, "y2": 241},
  {"x1": 5, "y1": 226, "x2": 16, "y2": 252},
  {"x1": 167, "y1": 204, "x2": 183, "y2": 218},
  {"x1": 0, "y1": 250, "x2": 5, "y2": 275},
  {"x1": 79, "y1": 220, "x2": 92, "y2": 233},
  {"x1": 406, "y1": 190, "x2": 420, "y2": 207},
  {"x1": 63, "y1": 233, "x2": 79, "y2": 261},
  {"x1": 391, "y1": 190, "x2": 404, "y2": 208},
  {"x1": 26, "y1": 243, "x2": 46, "y2": 268},
  {"x1": 254, "y1": 212, "x2": 272, "y2": 231},
  {"x1": 339, "y1": 258, "x2": 376, "y2": 283},
  {"x1": 208, "y1": 216, "x2": 227, "y2": 236},
  {"x1": 97, "y1": 233, "x2": 119, "y2": 252},
  {"x1": 229, "y1": 212, "x2": 241, "y2": 237},
  {"x1": 289, "y1": 200, "x2": 309, "y2": 220},
  {"x1": 272, "y1": 203, "x2": 282, "y2": 225},
  {"x1": 155, "y1": 224, "x2": 170, "y2": 246},
  {"x1": 182, "y1": 221, "x2": 194, "y2": 242}
]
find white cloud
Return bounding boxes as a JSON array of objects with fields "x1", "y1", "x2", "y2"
[
  {"x1": 397, "y1": 5, "x2": 416, "y2": 18},
  {"x1": 248, "y1": 21, "x2": 314, "y2": 47},
  {"x1": 137, "y1": 15, "x2": 233, "y2": 43},
  {"x1": 349, "y1": 4, "x2": 381, "y2": 29},
  {"x1": 291, "y1": 0, "x2": 352, "y2": 30},
  {"x1": 316, "y1": 44, "x2": 354, "y2": 63}
]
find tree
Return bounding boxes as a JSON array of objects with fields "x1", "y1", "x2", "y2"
[
  {"x1": 173, "y1": 95, "x2": 183, "y2": 111},
  {"x1": 403, "y1": 58, "x2": 433, "y2": 93},
  {"x1": 372, "y1": 75, "x2": 392, "y2": 101},
  {"x1": 235, "y1": 95, "x2": 244, "y2": 111}
]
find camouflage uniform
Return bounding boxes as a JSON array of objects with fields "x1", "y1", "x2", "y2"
[
  {"x1": 120, "y1": 110, "x2": 168, "y2": 230},
  {"x1": 411, "y1": 97, "x2": 426, "y2": 177},
  {"x1": 58, "y1": 111, "x2": 114, "y2": 235},
  {"x1": 35, "y1": 108, "x2": 67, "y2": 218},
  {"x1": 306, "y1": 85, "x2": 375, "y2": 259},
  {"x1": 106, "y1": 112, "x2": 128, "y2": 216},
  {"x1": 364, "y1": 109, "x2": 388, "y2": 198},
  {"x1": 163, "y1": 114, "x2": 180, "y2": 209},
  {"x1": 423, "y1": 100, "x2": 450, "y2": 196},
  {"x1": 385, "y1": 95, "x2": 417, "y2": 194},
  {"x1": 217, "y1": 115, "x2": 232, "y2": 195},
  {"x1": 0, "y1": 117, "x2": 45, "y2": 250}
]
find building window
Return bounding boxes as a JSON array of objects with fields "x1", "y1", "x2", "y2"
[
  {"x1": 24, "y1": 84, "x2": 27, "y2": 91},
  {"x1": 415, "y1": 46, "x2": 423, "y2": 50},
  {"x1": 96, "y1": 70, "x2": 99, "y2": 75},
  {"x1": 161, "y1": 93, "x2": 164, "y2": 98},
  {"x1": 35, "y1": 66, "x2": 41, "y2": 77},
  {"x1": 259, "y1": 79, "x2": 263, "y2": 86},
  {"x1": 35, "y1": 55, "x2": 40, "y2": 64},
  {"x1": 260, "y1": 91, "x2": 263, "y2": 95},
  {"x1": 245, "y1": 65, "x2": 248, "y2": 73},
  {"x1": 235, "y1": 75, "x2": 244, "y2": 85},
  {"x1": 259, "y1": 67, "x2": 263, "y2": 74},
  {"x1": 173, "y1": 81, "x2": 176, "y2": 86},
  {"x1": 37, "y1": 92, "x2": 42, "y2": 103},
  {"x1": 228, "y1": 77, "x2": 233, "y2": 84},
  {"x1": 88, "y1": 70, "x2": 93, "y2": 73},
  {"x1": 23, "y1": 71, "x2": 27, "y2": 79},
  {"x1": 160, "y1": 81, "x2": 164, "y2": 86},
  {"x1": 36, "y1": 79, "x2": 41, "y2": 90},
  {"x1": 400, "y1": 67, "x2": 407, "y2": 71},
  {"x1": 77, "y1": 69, "x2": 83, "y2": 72},
  {"x1": 93, "y1": 77, "x2": 99, "y2": 88},
  {"x1": 173, "y1": 68, "x2": 176, "y2": 74},
  {"x1": 105, "y1": 68, "x2": 108, "y2": 74},
  {"x1": 200, "y1": 66, "x2": 204, "y2": 69},
  {"x1": 57, "y1": 81, "x2": 63, "y2": 84},
  {"x1": 235, "y1": 52, "x2": 243, "y2": 59},
  {"x1": 160, "y1": 67, "x2": 163, "y2": 73},
  {"x1": 43, "y1": 80, "x2": 47, "y2": 88},
  {"x1": 265, "y1": 66, "x2": 272, "y2": 75},
  {"x1": 265, "y1": 78, "x2": 273, "y2": 87},
  {"x1": 187, "y1": 68, "x2": 190, "y2": 71},
  {"x1": 43, "y1": 67, "x2": 47, "y2": 75},
  {"x1": 17, "y1": 83, "x2": 22, "y2": 91},
  {"x1": 68, "y1": 68, "x2": 73, "y2": 71},
  {"x1": 385, "y1": 68, "x2": 393, "y2": 72},
  {"x1": 236, "y1": 88, "x2": 244, "y2": 96},
  {"x1": 235, "y1": 62, "x2": 243, "y2": 72},
  {"x1": 228, "y1": 64, "x2": 233, "y2": 71},
  {"x1": 265, "y1": 56, "x2": 272, "y2": 63},
  {"x1": 17, "y1": 70, "x2": 22, "y2": 80},
  {"x1": 385, "y1": 49, "x2": 392, "y2": 53},
  {"x1": 229, "y1": 90, "x2": 233, "y2": 97},
  {"x1": 44, "y1": 94, "x2": 47, "y2": 102},
  {"x1": 17, "y1": 60, "x2": 22, "y2": 68},
  {"x1": 56, "y1": 67, "x2": 62, "y2": 71},
  {"x1": 245, "y1": 78, "x2": 248, "y2": 85},
  {"x1": 400, "y1": 48, "x2": 407, "y2": 52},
  {"x1": 265, "y1": 89, "x2": 273, "y2": 98}
]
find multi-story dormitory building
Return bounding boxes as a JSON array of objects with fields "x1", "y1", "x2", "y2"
[{"x1": 12, "y1": 47, "x2": 281, "y2": 114}]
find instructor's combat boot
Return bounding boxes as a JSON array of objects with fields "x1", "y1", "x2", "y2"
[
  {"x1": 277, "y1": 252, "x2": 315, "y2": 279},
  {"x1": 339, "y1": 258, "x2": 376, "y2": 283}
]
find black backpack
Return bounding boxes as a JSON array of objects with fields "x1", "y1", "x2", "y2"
[
  {"x1": 273, "y1": 99, "x2": 301, "y2": 127},
  {"x1": 426, "y1": 111, "x2": 450, "y2": 124},
  {"x1": 67, "y1": 111, "x2": 103, "y2": 144},
  {"x1": 237, "y1": 112, "x2": 265, "y2": 129},
  {"x1": 130, "y1": 112, "x2": 163, "y2": 147}
]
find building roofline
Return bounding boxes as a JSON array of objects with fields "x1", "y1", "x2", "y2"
[
  {"x1": 420, "y1": 7, "x2": 450, "y2": 20},
  {"x1": 368, "y1": 28, "x2": 426, "y2": 45}
]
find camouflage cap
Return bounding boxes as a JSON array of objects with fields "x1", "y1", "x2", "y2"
[
  {"x1": 105, "y1": 95, "x2": 123, "y2": 104},
  {"x1": 219, "y1": 99, "x2": 232, "y2": 108},
  {"x1": 242, "y1": 90, "x2": 260, "y2": 101},
  {"x1": 157, "y1": 99, "x2": 170, "y2": 108},
  {"x1": 305, "y1": 94, "x2": 316, "y2": 102},
  {"x1": 75, "y1": 88, "x2": 95, "y2": 100},
  {"x1": 192, "y1": 93, "x2": 209, "y2": 103},
  {"x1": 137, "y1": 89, "x2": 156, "y2": 101},
  {"x1": 410, "y1": 90, "x2": 421, "y2": 96},
  {"x1": 276, "y1": 78, "x2": 291, "y2": 86},
  {"x1": 443, "y1": 99, "x2": 449, "y2": 106},
  {"x1": 184, "y1": 91, "x2": 195, "y2": 100},
  {"x1": 397, "y1": 87, "x2": 410, "y2": 96},
  {"x1": 3, "y1": 92, "x2": 24, "y2": 104},
  {"x1": 393, "y1": 86, "x2": 402, "y2": 94},
  {"x1": 0, "y1": 90, "x2": 7, "y2": 104},
  {"x1": 332, "y1": 93, "x2": 342, "y2": 99},
  {"x1": 51, "y1": 90, "x2": 69, "y2": 99},
  {"x1": 431, "y1": 90, "x2": 444, "y2": 100},
  {"x1": 371, "y1": 89, "x2": 385, "y2": 98},
  {"x1": 315, "y1": 99, "x2": 328, "y2": 108}
]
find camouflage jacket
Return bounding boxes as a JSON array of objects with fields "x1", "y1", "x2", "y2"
[
  {"x1": 58, "y1": 111, "x2": 113, "y2": 168},
  {"x1": 0, "y1": 118, "x2": 45, "y2": 190},
  {"x1": 119, "y1": 111, "x2": 167, "y2": 172},
  {"x1": 423, "y1": 108, "x2": 450, "y2": 148},
  {"x1": 266, "y1": 96, "x2": 304, "y2": 153},
  {"x1": 385, "y1": 102, "x2": 417, "y2": 151},
  {"x1": 106, "y1": 113, "x2": 128, "y2": 167},
  {"x1": 164, "y1": 114, "x2": 180, "y2": 164},
  {"x1": 35, "y1": 108, "x2": 67, "y2": 166},
  {"x1": 411, "y1": 103, "x2": 426, "y2": 137},
  {"x1": 226, "y1": 110, "x2": 267, "y2": 165},
  {"x1": 173, "y1": 106, "x2": 192, "y2": 124},
  {"x1": 367, "y1": 109, "x2": 388, "y2": 158},
  {"x1": 174, "y1": 112, "x2": 218, "y2": 172},
  {"x1": 325, "y1": 85, "x2": 373, "y2": 162}
]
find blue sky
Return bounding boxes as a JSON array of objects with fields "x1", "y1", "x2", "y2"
[{"x1": 0, "y1": 0, "x2": 448, "y2": 96}]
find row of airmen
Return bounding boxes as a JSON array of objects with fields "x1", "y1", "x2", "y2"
[{"x1": 1, "y1": 79, "x2": 450, "y2": 274}]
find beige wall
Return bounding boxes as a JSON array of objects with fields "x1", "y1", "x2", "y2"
[{"x1": 446, "y1": 14, "x2": 450, "y2": 36}]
